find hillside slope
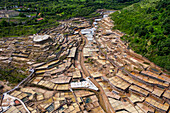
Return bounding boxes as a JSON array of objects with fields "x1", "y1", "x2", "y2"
[
  {"x1": 110, "y1": 0, "x2": 170, "y2": 71},
  {"x1": 0, "y1": 0, "x2": 140, "y2": 38}
]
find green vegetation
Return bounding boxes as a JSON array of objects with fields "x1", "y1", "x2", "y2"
[
  {"x1": 59, "y1": 55, "x2": 67, "y2": 61},
  {"x1": 110, "y1": 0, "x2": 170, "y2": 71},
  {"x1": 0, "y1": 18, "x2": 59, "y2": 37},
  {"x1": 86, "y1": 58, "x2": 94, "y2": 64},
  {"x1": 0, "y1": 0, "x2": 140, "y2": 37},
  {"x1": 0, "y1": 67, "x2": 26, "y2": 84},
  {"x1": 85, "y1": 97, "x2": 92, "y2": 103}
]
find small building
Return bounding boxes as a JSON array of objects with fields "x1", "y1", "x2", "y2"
[
  {"x1": 83, "y1": 48, "x2": 91, "y2": 57},
  {"x1": 5, "y1": 106, "x2": 21, "y2": 113},
  {"x1": 57, "y1": 84, "x2": 69, "y2": 91},
  {"x1": 37, "y1": 17, "x2": 44, "y2": 21},
  {"x1": 14, "y1": 99, "x2": 21, "y2": 106},
  {"x1": 67, "y1": 47, "x2": 77, "y2": 58},
  {"x1": 71, "y1": 77, "x2": 98, "y2": 91},
  {"x1": 33, "y1": 35, "x2": 50, "y2": 43},
  {"x1": 0, "y1": 10, "x2": 19, "y2": 18},
  {"x1": 46, "y1": 103, "x2": 55, "y2": 112},
  {"x1": 50, "y1": 75, "x2": 72, "y2": 84}
]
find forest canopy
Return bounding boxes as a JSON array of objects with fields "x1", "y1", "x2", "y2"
[
  {"x1": 0, "y1": 0, "x2": 140, "y2": 37},
  {"x1": 110, "y1": 0, "x2": 170, "y2": 71}
]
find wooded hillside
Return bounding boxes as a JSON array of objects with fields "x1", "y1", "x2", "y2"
[{"x1": 111, "y1": 0, "x2": 170, "y2": 71}]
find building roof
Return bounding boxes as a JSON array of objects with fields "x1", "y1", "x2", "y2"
[
  {"x1": 14, "y1": 99, "x2": 21, "y2": 105},
  {"x1": 37, "y1": 18, "x2": 44, "y2": 21},
  {"x1": 90, "y1": 71, "x2": 103, "y2": 78},
  {"x1": 50, "y1": 75, "x2": 72, "y2": 84},
  {"x1": 129, "y1": 85, "x2": 149, "y2": 96},
  {"x1": 163, "y1": 90, "x2": 170, "y2": 99},
  {"x1": 83, "y1": 48, "x2": 91, "y2": 57},
  {"x1": 109, "y1": 76, "x2": 131, "y2": 90},
  {"x1": 5, "y1": 106, "x2": 20, "y2": 113},
  {"x1": 57, "y1": 84, "x2": 69, "y2": 90},
  {"x1": 81, "y1": 28, "x2": 95, "y2": 36},
  {"x1": 71, "y1": 77, "x2": 98, "y2": 91},
  {"x1": 0, "y1": 10, "x2": 19, "y2": 14},
  {"x1": 33, "y1": 35, "x2": 50, "y2": 42},
  {"x1": 67, "y1": 47, "x2": 77, "y2": 58},
  {"x1": 145, "y1": 96, "x2": 169, "y2": 112}
]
